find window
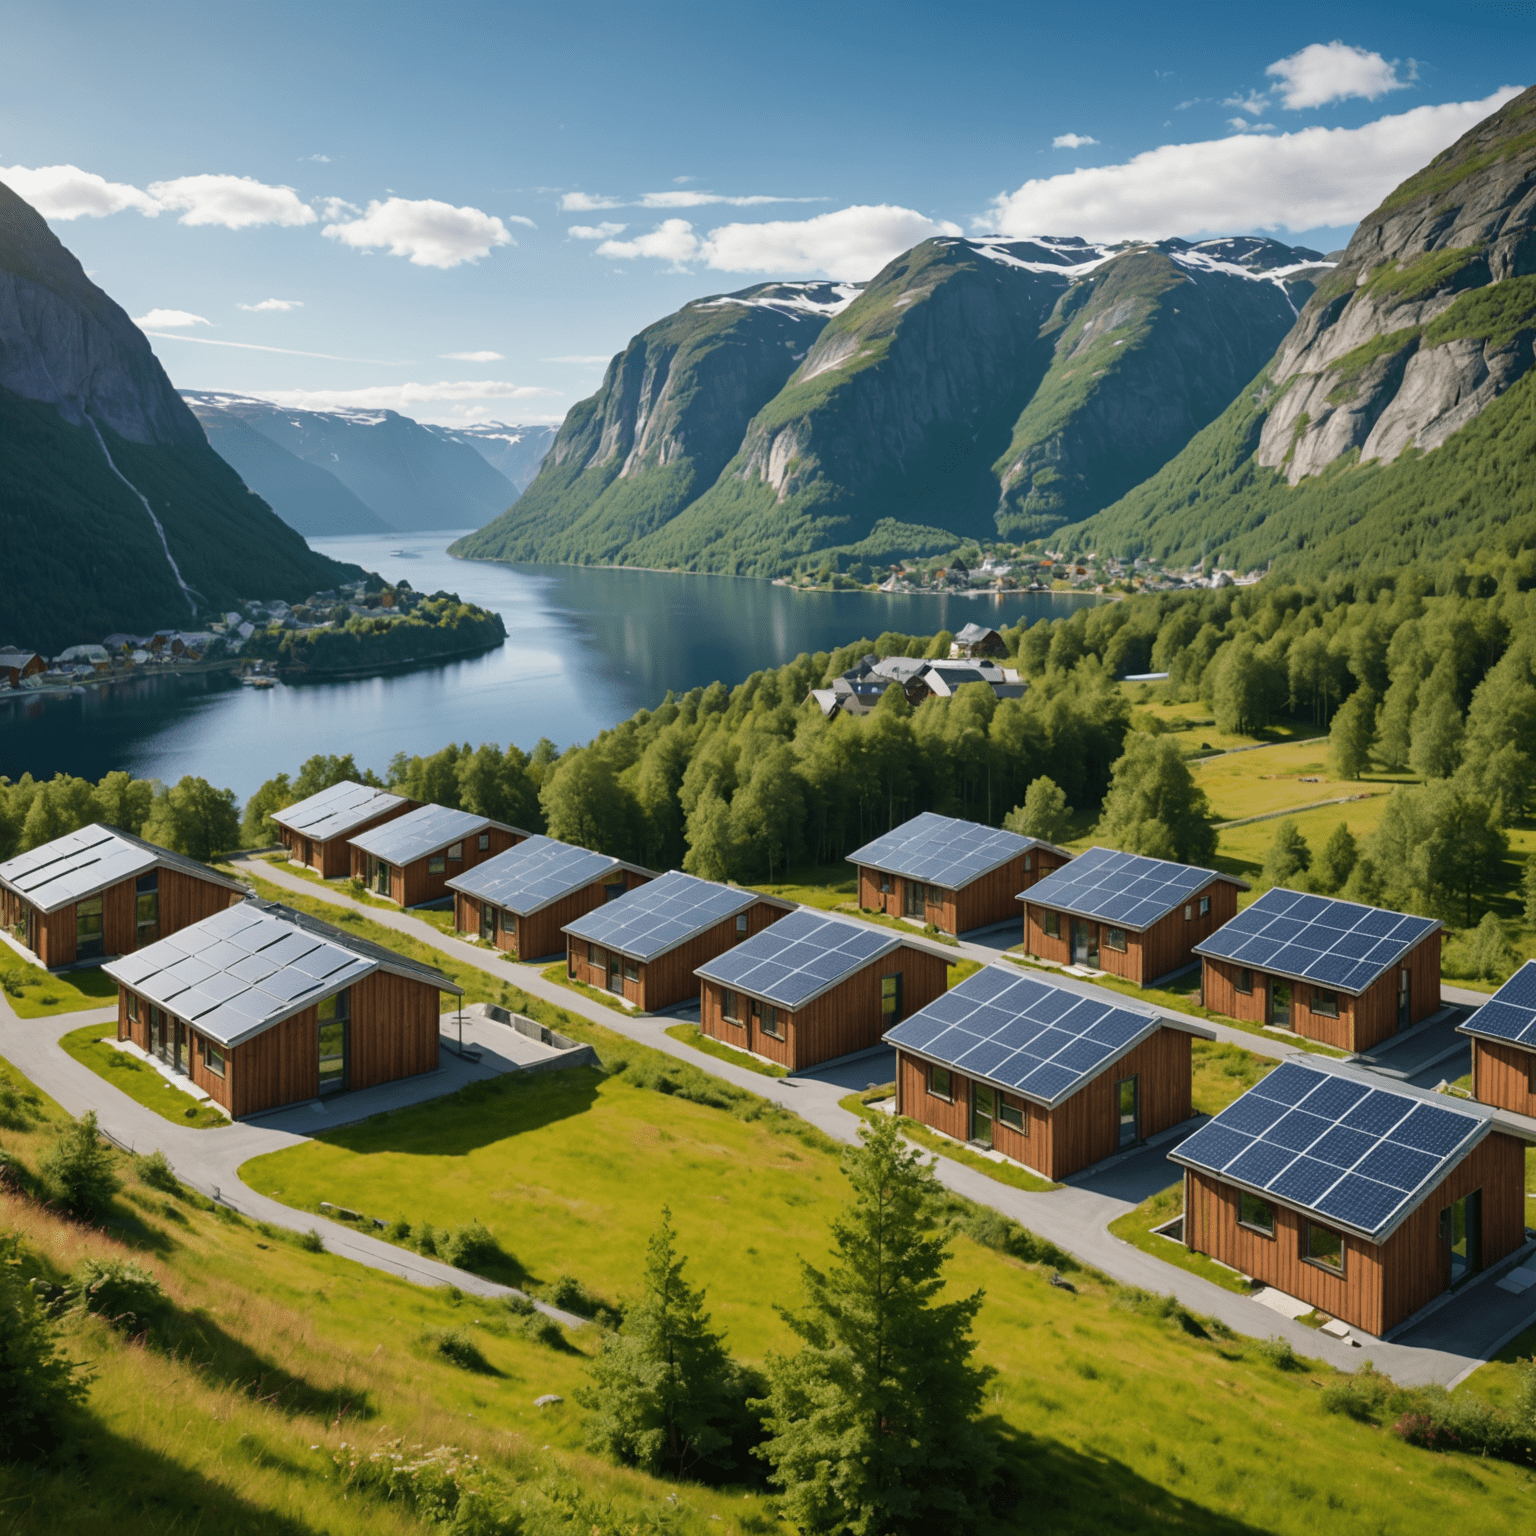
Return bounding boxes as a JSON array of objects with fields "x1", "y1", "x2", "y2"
[
  {"x1": 480, "y1": 904, "x2": 498, "y2": 943},
  {"x1": 1235, "y1": 967, "x2": 1253, "y2": 995},
  {"x1": 1310, "y1": 988, "x2": 1340, "y2": 1019},
  {"x1": 1199, "y1": 895, "x2": 1211, "y2": 917},
  {"x1": 202, "y1": 1039, "x2": 225, "y2": 1078},
  {"x1": 317, "y1": 989, "x2": 350, "y2": 1096},
  {"x1": 1024, "y1": 852, "x2": 1032, "y2": 872},
  {"x1": 135, "y1": 870, "x2": 159, "y2": 947},
  {"x1": 722, "y1": 989, "x2": 742, "y2": 1025},
  {"x1": 927, "y1": 885, "x2": 945, "y2": 908},
  {"x1": 605, "y1": 881, "x2": 626, "y2": 902},
  {"x1": 1044, "y1": 910, "x2": 1059, "y2": 940},
  {"x1": 928, "y1": 1065, "x2": 953, "y2": 1101},
  {"x1": 903, "y1": 880, "x2": 924, "y2": 918},
  {"x1": 75, "y1": 896, "x2": 104, "y2": 959},
  {"x1": 881, "y1": 974, "x2": 903, "y2": 1023},
  {"x1": 760, "y1": 1005, "x2": 784, "y2": 1040},
  {"x1": 478, "y1": 832, "x2": 490, "y2": 851},
  {"x1": 447, "y1": 842, "x2": 463, "y2": 862},
  {"x1": 126, "y1": 993, "x2": 139, "y2": 1022},
  {"x1": 589, "y1": 943, "x2": 601, "y2": 965},
  {"x1": 319, "y1": 989, "x2": 350, "y2": 1024},
  {"x1": 1105, "y1": 927, "x2": 1127, "y2": 953},
  {"x1": 428, "y1": 854, "x2": 446, "y2": 874},
  {"x1": 735, "y1": 913, "x2": 748, "y2": 934},
  {"x1": 1306, "y1": 1222, "x2": 1345, "y2": 1275},
  {"x1": 879, "y1": 876, "x2": 892, "y2": 893},
  {"x1": 1183, "y1": 903, "x2": 1193, "y2": 921},
  {"x1": 1239, "y1": 1192, "x2": 1274, "y2": 1235},
  {"x1": 1529, "y1": 1055, "x2": 1536, "y2": 1097},
  {"x1": 999, "y1": 1098, "x2": 1026, "y2": 1134},
  {"x1": 624, "y1": 960, "x2": 639, "y2": 983}
]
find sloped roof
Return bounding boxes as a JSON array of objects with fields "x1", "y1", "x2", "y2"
[
  {"x1": 350, "y1": 804, "x2": 518, "y2": 864},
  {"x1": 270, "y1": 780, "x2": 409, "y2": 842},
  {"x1": 1022, "y1": 845, "x2": 1245, "y2": 930},
  {"x1": 447, "y1": 835, "x2": 644, "y2": 916},
  {"x1": 849, "y1": 812, "x2": 1066, "y2": 890},
  {"x1": 563, "y1": 869, "x2": 785, "y2": 961}
]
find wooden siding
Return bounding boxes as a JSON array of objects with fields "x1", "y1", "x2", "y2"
[
  {"x1": 279, "y1": 799, "x2": 419, "y2": 878},
  {"x1": 855, "y1": 851, "x2": 1069, "y2": 937},
  {"x1": 228, "y1": 1009, "x2": 320, "y2": 1118},
  {"x1": 352, "y1": 825, "x2": 523, "y2": 907},
  {"x1": 458, "y1": 870, "x2": 652, "y2": 962},
  {"x1": 702, "y1": 944, "x2": 949, "y2": 1071},
  {"x1": 1471, "y1": 1037, "x2": 1536, "y2": 1116},
  {"x1": 566, "y1": 898, "x2": 789, "y2": 1011},
  {"x1": 896, "y1": 1028, "x2": 1192, "y2": 1180},
  {"x1": 1186, "y1": 1131, "x2": 1526, "y2": 1335},
  {"x1": 1202, "y1": 930, "x2": 1440, "y2": 1051}
]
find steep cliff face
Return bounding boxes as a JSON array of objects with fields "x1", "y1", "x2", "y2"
[
  {"x1": 0, "y1": 180, "x2": 350, "y2": 651},
  {"x1": 1068, "y1": 84, "x2": 1536, "y2": 575},
  {"x1": 452, "y1": 282, "x2": 852, "y2": 564}
]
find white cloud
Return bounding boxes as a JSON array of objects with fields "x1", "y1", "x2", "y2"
[
  {"x1": 543, "y1": 354, "x2": 611, "y2": 364},
  {"x1": 1223, "y1": 90, "x2": 1270, "y2": 117},
  {"x1": 1052, "y1": 134, "x2": 1098, "y2": 149},
  {"x1": 133, "y1": 308, "x2": 210, "y2": 329},
  {"x1": 238, "y1": 297, "x2": 303, "y2": 312},
  {"x1": 305, "y1": 153, "x2": 332, "y2": 163},
  {"x1": 137, "y1": 333, "x2": 405, "y2": 362},
  {"x1": 1268, "y1": 41, "x2": 1413, "y2": 110},
  {"x1": 561, "y1": 191, "x2": 624, "y2": 210},
  {"x1": 597, "y1": 204, "x2": 963, "y2": 280},
  {"x1": 987, "y1": 89, "x2": 1521, "y2": 241},
  {"x1": 0, "y1": 162, "x2": 158, "y2": 218},
  {"x1": 320, "y1": 196, "x2": 362, "y2": 221},
  {"x1": 146, "y1": 174, "x2": 316, "y2": 228},
  {"x1": 569, "y1": 221, "x2": 627, "y2": 239},
  {"x1": 322, "y1": 197, "x2": 513, "y2": 267},
  {"x1": 252, "y1": 380, "x2": 560, "y2": 414},
  {"x1": 637, "y1": 191, "x2": 824, "y2": 207},
  {"x1": 507, "y1": 214, "x2": 537, "y2": 228},
  {"x1": 442, "y1": 349, "x2": 504, "y2": 361}
]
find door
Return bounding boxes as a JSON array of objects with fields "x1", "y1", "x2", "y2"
[
  {"x1": 1071, "y1": 918, "x2": 1099, "y2": 968},
  {"x1": 607, "y1": 952, "x2": 623, "y2": 994},
  {"x1": 903, "y1": 880, "x2": 924, "y2": 918},
  {"x1": 373, "y1": 858, "x2": 391, "y2": 897},
  {"x1": 1270, "y1": 980, "x2": 1291, "y2": 1029},
  {"x1": 302, "y1": 838, "x2": 313, "y2": 868},
  {"x1": 1398, "y1": 967, "x2": 1411, "y2": 1031},
  {"x1": 75, "y1": 897, "x2": 104, "y2": 961},
  {"x1": 317, "y1": 990, "x2": 350, "y2": 1096},
  {"x1": 479, "y1": 903, "x2": 498, "y2": 945},
  {"x1": 1441, "y1": 1191, "x2": 1482, "y2": 1285},
  {"x1": 173, "y1": 1018, "x2": 186, "y2": 1074},
  {"x1": 972, "y1": 1083, "x2": 995, "y2": 1148},
  {"x1": 1115, "y1": 1076, "x2": 1139, "y2": 1148}
]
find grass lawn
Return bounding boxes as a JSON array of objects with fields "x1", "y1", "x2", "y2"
[
  {"x1": 1108, "y1": 1179, "x2": 1259, "y2": 1296},
  {"x1": 540, "y1": 961, "x2": 634, "y2": 1015},
  {"x1": 665, "y1": 1022, "x2": 788, "y2": 1077},
  {"x1": 1192, "y1": 740, "x2": 1407, "y2": 825},
  {"x1": 0, "y1": 953, "x2": 119, "y2": 1018},
  {"x1": 1216, "y1": 795, "x2": 1399, "y2": 889},
  {"x1": 57, "y1": 1023, "x2": 229, "y2": 1129},
  {"x1": 1191, "y1": 1039, "x2": 1275, "y2": 1116},
  {"x1": 1122, "y1": 683, "x2": 1324, "y2": 756},
  {"x1": 747, "y1": 862, "x2": 855, "y2": 911}
]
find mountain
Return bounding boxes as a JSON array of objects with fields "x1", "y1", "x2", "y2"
[
  {"x1": 457, "y1": 239, "x2": 1321, "y2": 575},
  {"x1": 0, "y1": 180, "x2": 352, "y2": 654},
  {"x1": 1067, "y1": 85, "x2": 1536, "y2": 575},
  {"x1": 182, "y1": 392, "x2": 521, "y2": 534},
  {"x1": 427, "y1": 422, "x2": 557, "y2": 493}
]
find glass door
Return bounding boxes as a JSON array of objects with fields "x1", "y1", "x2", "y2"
[
  {"x1": 971, "y1": 1083, "x2": 995, "y2": 1148},
  {"x1": 1071, "y1": 919, "x2": 1099, "y2": 968},
  {"x1": 1116, "y1": 1076, "x2": 1139, "y2": 1148},
  {"x1": 373, "y1": 858, "x2": 391, "y2": 897},
  {"x1": 317, "y1": 990, "x2": 350, "y2": 1096},
  {"x1": 903, "y1": 880, "x2": 924, "y2": 918},
  {"x1": 75, "y1": 896, "x2": 104, "y2": 960},
  {"x1": 1270, "y1": 980, "x2": 1291, "y2": 1029},
  {"x1": 1441, "y1": 1191, "x2": 1482, "y2": 1284},
  {"x1": 1398, "y1": 968, "x2": 1411, "y2": 1030},
  {"x1": 607, "y1": 953, "x2": 623, "y2": 994},
  {"x1": 173, "y1": 1018, "x2": 186, "y2": 1074}
]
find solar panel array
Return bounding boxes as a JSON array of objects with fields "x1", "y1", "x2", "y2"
[
  {"x1": 272, "y1": 780, "x2": 406, "y2": 841},
  {"x1": 849, "y1": 812, "x2": 1040, "y2": 889},
  {"x1": 696, "y1": 908, "x2": 896, "y2": 1009},
  {"x1": 448, "y1": 835, "x2": 618, "y2": 914},
  {"x1": 350, "y1": 804, "x2": 490, "y2": 864},
  {"x1": 1022, "y1": 846, "x2": 1220, "y2": 928},
  {"x1": 104, "y1": 902, "x2": 376, "y2": 1048},
  {"x1": 1459, "y1": 961, "x2": 1536, "y2": 1047},
  {"x1": 1195, "y1": 886, "x2": 1437, "y2": 994},
  {"x1": 886, "y1": 966, "x2": 1162, "y2": 1107},
  {"x1": 563, "y1": 870, "x2": 760, "y2": 961},
  {"x1": 1171, "y1": 1059, "x2": 1485, "y2": 1240},
  {"x1": 0, "y1": 824, "x2": 158, "y2": 912}
]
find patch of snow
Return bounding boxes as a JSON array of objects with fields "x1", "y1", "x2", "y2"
[{"x1": 696, "y1": 280, "x2": 863, "y2": 319}]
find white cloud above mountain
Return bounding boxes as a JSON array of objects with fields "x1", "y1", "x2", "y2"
[
  {"x1": 987, "y1": 88, "x2": 1521, "y2": 241},
  {"x1": 146, "y1": 174, "x2": 316, "y2": 228},
  {"x1": 1268, "y1": 41, "x2": 1413, "y2": 110},
  {"x1": 238, "y1": 297, "x2": 303, "y2": 311},
  {"x1": 1, "y1": 162, "x2": 158, "y2": 218},
  {"x1": 569, "y1": 222, "x2": 627, "y2": 239},
  {"x1": 322, "y1": 197, "x2": 514, "y2": 267},
  {"x1": 442, "y1": 349, "x2": 504, "y2": 361},
  {"x1": 1052, "y1": 134, "x2": 1098, "y2": 149},
  {"x1": 596, "y1": 204, "x2": 963, "y2": 279},
  {"x1": 252, "y1": 379, "x2": 560, "y2": 414},
  {"x1": 132, "y1": 308, "x2": 210, "y2": 328}
]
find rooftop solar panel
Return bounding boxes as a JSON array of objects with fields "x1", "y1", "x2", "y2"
[
  {"x1": 348, "y1": 804, "x2": 499, "y2": 864},
  {"x1": 885, "y1": 964, "x2": 1177, "y2": 1108},
  {"x1": 1170, "y1": 1058, "x2": 1487, "y2": 1241},
  {"x1": 270, "y1": 780, "x2": 409, "y2": 842},
  {"x1": 1458, "y1": 960, "x2": 1536, "y2": 1048},
  {"x1": 1021, "y1": 846, "x2": 1233, "y2": 930},
  {"x1": 446, "y1": 835, "x2": 623, "y2": 914},
  {"x1": 1197, "y1": 886, "x2": 1439, "y2": 996},
  {"x1": 848, "y1": 812, "x2": 1058, "y2": 891},
  {"x1": 696, "y1": 908, "x2": 905, "y2": 1010},
  {"x1": 561, "y1": 870, "x2": 763, "y2": 961}
]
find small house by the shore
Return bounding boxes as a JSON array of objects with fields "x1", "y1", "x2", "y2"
[
  {"x1": 348, "y1": 804, "x2": 526, "y2": 908},
  {"x1": 271, "y1": 780, "x2": 418, "y2": 879}
]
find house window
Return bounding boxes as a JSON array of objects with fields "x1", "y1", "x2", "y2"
[
  {"x1": 1024, "y1": 852, "x2": 1032, "y2": 872},
  {"x1": 624, "y1": 960, "x2": 639, "y2": 983},
  {"x1": 480, "y1": 904, "x2": 498, "y2": 943},
  {"x1": 999, "y1": 1098, "x2": 1026, "y2": 1134},
  {"x1": 1183, "y1": 904, "x2": 1193, "y2": 921},
  {"x1": 1529, "y1": 1055, "x2": 1536, "y2": 1098},
  {"x1": 1235, "y1": 967, "x2": 1253, "y2": 995},
  {"x1": 135, "y1": 870, "x2": 159, "y2": 947},
  {"x1": 478, "y1": 832, "x2": 490, "y2": 851},
  {"x1": 722, "y1": 989, "x2": 742, "y2": 1025},
  {"x1": 881, "y1": 974, "x2": 903, "y2": 1023},
  {"x1": 429, "y1": 854, "x2": 446, "y2": 874},
  {"x1": 1306, "y1": 1221, "x2": 1345, "y2": 1275},
  {"x1": 903, "y1": 881, "x2": 924, "y2": 918},
  {"x1": 202, "y1": 1039, "x2": 225, "y2": 1078},
  {"x1": 1199, "y1": 895, "x2": 1211, "y2": 917},
  {"x1": 735, "y1": 913, "x2": 748, "y2": 934},
  {"x1": 75, "y1": 896, "x2": 104, "y2": 960},
  {"x1": 1043, "y1": 911, "x2": 1059, "y2": 940},
  {"x1": 929, "y1": 1065, "x2": 953, "y2": 1101},
  {"x1": 589, "y1": 943, "x2": 602, "y2": 966},
  {"x1": 1105, "y1": 927, "x2": 1127, "y2": 953},
  {"x1": 126, "y1": 993, "x2": 139, "y2": 1022},
  {"x1": 1310, "y1": 988, "x2": 1340, "y2": 1018},
  {"x1": 605, "y1": 881, "x2": 626, "y2": 902},
  {"x1": 317, "y1": 989, "x2": 350, "y2": 1097},
  {"x1": 927, "y1": 885, "x2": 944, "y2": 907},
  {"x1": 760, "y1": 1005, "x2": 785, "y2": 1040},
  {"x1": 447, "y1": 842, "x2": 463, "y2": 862},
  {"x1": 1239, "y1": 1192, "x2": 1274, "y2": 1236},
  {"x1": 880, "y1": 876, "x2": 892, "y2": 893}
]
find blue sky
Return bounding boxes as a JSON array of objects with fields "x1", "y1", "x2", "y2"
[{"x1": 3, "y1": 0, "x2": 1529, "y2": 425}]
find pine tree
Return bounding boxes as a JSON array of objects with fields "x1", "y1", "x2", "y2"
[
  {"x1": 41, "y1": 1111, "x2": 121, "y2": 1220},
  {"x1": 577, "y1": 1207, "x2": 744, "y2": 1478},
  {"x1": 0, "y1": 1234, "x2": 87, "y2": 1461},
  {"x1": 755, "y1": 1115, "x2": 995, "y2": 1535}
]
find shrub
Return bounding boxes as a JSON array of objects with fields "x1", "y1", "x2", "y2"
[
  {"x1": 518, "y1": 1312, "x2": 568, "y2": 1350},
  {"x1": 442, "y1": 1219, "x2": 501, "y2": 1273},
  {"x1": 0, "y1": 1082, "x2": 37, "y2": 1130},
  {"x1": 545, "y1": 1273, "x2": 623, "y2": 1329},
  {"x1": 502, "y1": 1294, "x2": 536, "y2": 1318},
  {"x1": 64, "y1": 1257, "x2": 166, "y2": 1330},
  {"x1": 1113, "y1": 1287, "x2": 1206, "y2": 1336},
  {"x1": 424, "y1": 1326, "x2": 492, "y2": 1373},
  {"x1": 1321, "y1": 1361, "x2": 1395, "y2": 1422},
  {"x1": 416, "y1": 1223, "x2": 439, "y2": 1256},
  {"x1": 40, "y1": 1111, "x2": 120, "y2": 1219},
  {"x1": 332, "y1": 1440, "x2": 513, "y2": 1532},
  {"x1": 0, "y1": 1235, "x2": 87, "y2": 1461},
  {"x1": 298, "y1": 1229, "x2": 325, "y2": 1253},
  {"x1": 387, "y1": 1216, "x2": 412, "y2": 1242},
  {"x1": 132, "y1": 1149, "x2": 180, "y2": 1194},
  {"x1": 1256, "y1": 1335, "x2": 1303, "y2": 1371},
  {"x1": 942, "y1": 1201, "x2": 1076, "y2": 1271}
]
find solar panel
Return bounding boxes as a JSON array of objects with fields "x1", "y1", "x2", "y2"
[
  {"x1": 1196, "y1": 886, "x2": 1438, "y2": 996},
  {"x1": 696, "y1": 908, "x2": 905, "y2": 1010},
  {"x1": 0, "y1": 823, "x2": 163, "y2": 913},
  {"x1": 349, "y1": 804, "x2": 496, "y2": 865},
  {"x1": 848, "y1": 812, "x2": 1050, "y2": 891},
  {"x1": 271, "y1": 780, "x2": 409, "y2": 841},
  {"x1": 560, "y1": 870, "x2": 760, "y2": 961},
  {"x1": 1021, "y1": 846, "x2": 1226, "y2": 929},
  {"x1": 1170, "y1": 1058, "x2": 1487, "y2": 1240},
  {"x1": 885, "y1": 964, "x2": 1163, "y2": 1108},
  {"x1": 447, "y1": 835, "x2": 622, "y2": 914},
  {"x1": 1459, "y1": 961, "x2": 1536, "y2": 1047}
]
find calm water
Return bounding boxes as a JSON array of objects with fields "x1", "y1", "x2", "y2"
[{"x1": 1, "y1": 532, "x2": 1097, "y2": 800}]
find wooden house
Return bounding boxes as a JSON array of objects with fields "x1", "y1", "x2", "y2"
[
  {"x1": 348, "y1": 804, "x2": 526, "y2": 908},
  {"x1": 696, "y1": 908, "x2": 950, "y2": 1071},
  {"x1": 951, "y1": 623, "x2": 1006, "y2": 658},
  {"x1": 104, "y1": 898, "x2": 461, "y2": 1118},
  {"x1": 887, "y1": 965, "x2": 1213, "y2": 1180},
  {"x1": 848, "y1": 812, "x2": 1070, "y2": 937},
  {"x1": 0, "y1": 650, "x2": 45, "y2": 688},
  {"x1": 449, "y1": 835, "x2": 655, "y2": 961},
  {"x1": 1022, "y1": 846, "x2": 1246, "y2": 987},
  {"x1": 1171, "y1": 1058, "x2": 1528, "y2": 1336},
  {"x1": 0, "y1": 824, "x2": 246, "y2": 971},
  {"x1": 271, "y1": 780, "x2": 418, "y2": 878},
  {"x1": 1196, "y1": 887, "x2": 1442, "y2": 1051},
  {"x1": 564, "y1": 870, "x2": 796, "y2": 1012},
  {"x1": 1458, "y1": 961, "x2": 1536, "y2": 1115}
]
